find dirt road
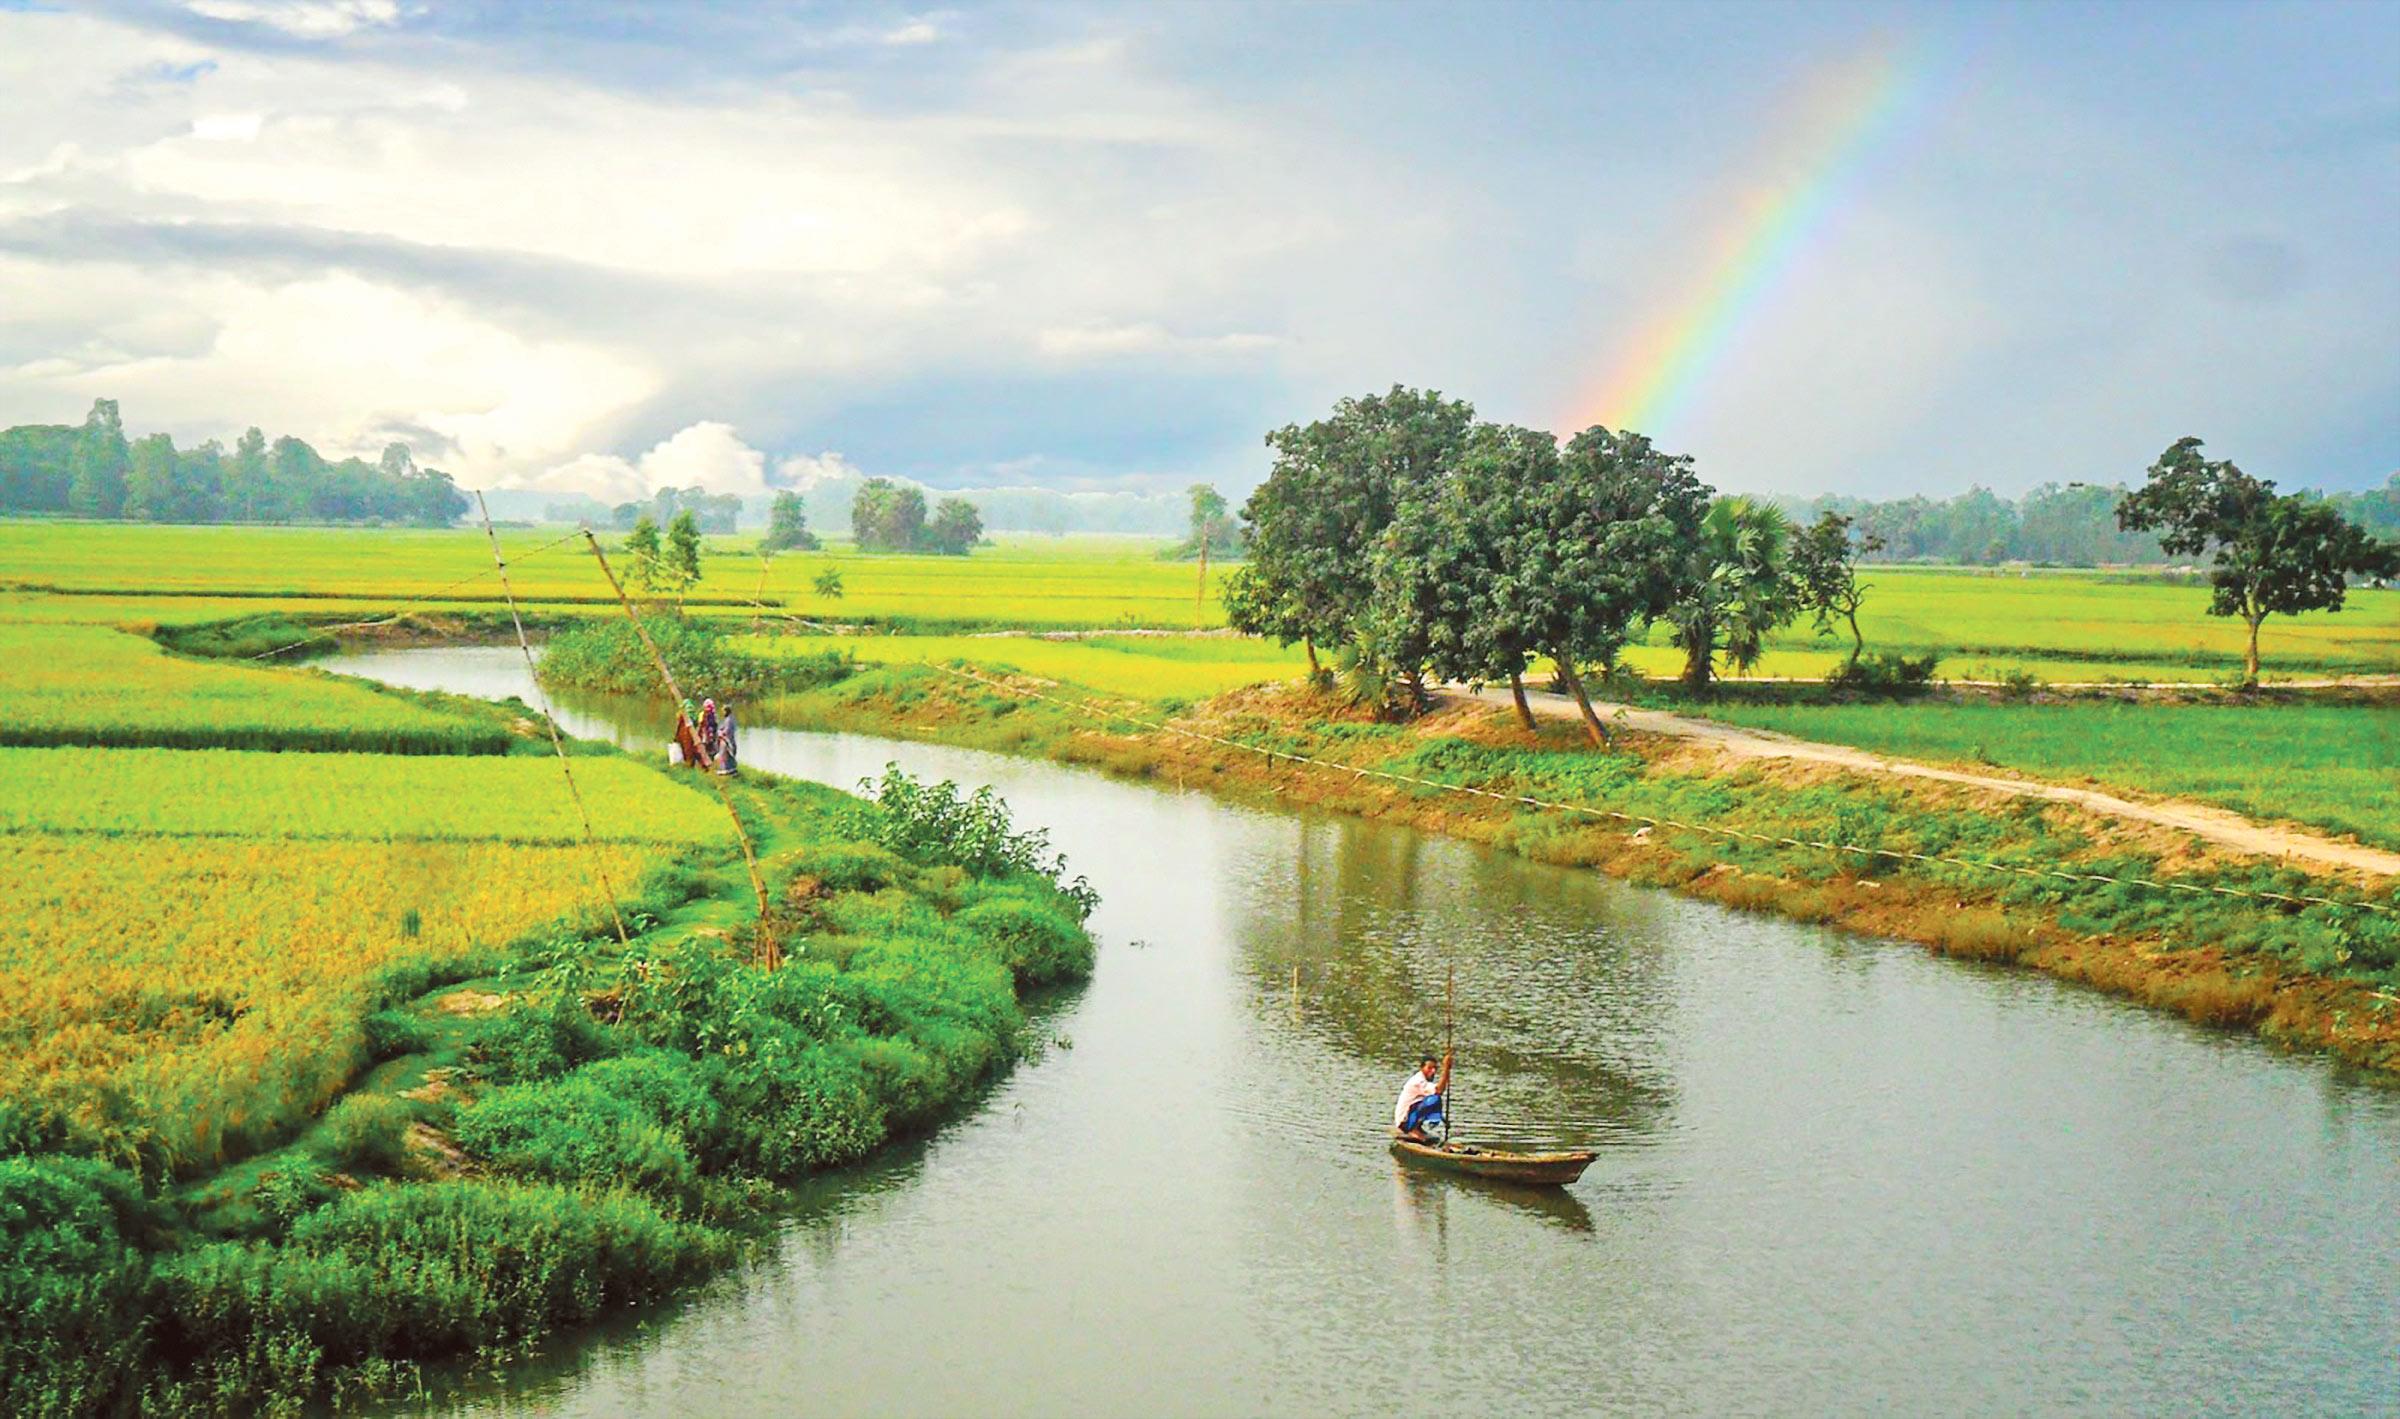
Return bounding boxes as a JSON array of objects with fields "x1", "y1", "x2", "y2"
[{"x1": 1465, "y1": 686, "x2": 2400, "y2": 878}]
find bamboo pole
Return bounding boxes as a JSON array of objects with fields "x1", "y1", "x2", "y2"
[
  {"x1": 476, "y1": 497, "x2": 630, "y2": 946},
  {"x1": 1444, "y1": 964, "x2": 1456, "y2": 1146},
  {"x1": 580, "y1": 529, "x2": 782, "y2": 969}
]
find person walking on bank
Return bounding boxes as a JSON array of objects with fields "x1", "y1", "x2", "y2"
[{"x1": 715, "y1": 700, "x2": 738, "y2": 776}]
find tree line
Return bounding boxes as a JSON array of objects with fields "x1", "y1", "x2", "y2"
[
  {"x1": 1784, "y1": 474, "x2": 2399, "y2": 567},
  {"x1": 0, "y1": 399, "x2": 467, "y2": 527},
  {"x1": 1225, "y1": 388, "x2": 2398, "y2": 716},
  {"x1": 849, "y1": 477, "x2": 984, "y2": 554}
]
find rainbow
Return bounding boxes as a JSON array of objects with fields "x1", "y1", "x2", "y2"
[{"x1": 1567, "y1": 39, "x2": 1944, "y2": 439}]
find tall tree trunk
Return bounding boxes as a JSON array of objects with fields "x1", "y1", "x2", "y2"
[
  {"x1": 1846, "y1": 607, "x2": 1865, "y2": 665},
  {"x1": 1303, "y1": 637, "x2": 1321, "y2": 678},
  {"x1": 1555, "y1": 658, "x2": 1609, "y2": 747},
  {"x1": 1507, "y1": 667, "x2": 1536, "y2": 732},
  {"x1": 1680, "y1": 625, "x2": 1713, "y2": 691},
  {"x1": 2245, "y1": 612, "x2": 2263, "y2": 688}
]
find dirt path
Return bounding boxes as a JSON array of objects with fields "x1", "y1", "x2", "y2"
[{"x1": 1464, "y1": 686, "x2": 2400, "y2": 878}]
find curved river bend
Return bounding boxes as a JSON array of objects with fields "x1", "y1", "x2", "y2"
[{"x1": 333, "y1": 648, "x2": 2400, "y2": 1416}]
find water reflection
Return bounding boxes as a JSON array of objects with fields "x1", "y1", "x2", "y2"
[
  {"x1": 1229, "y1": 813, "x2": 1678, "y2": 1151},
  {"x1": 1391, "y1": 1162, "x2": 1598, "y2": 1240},
  {"x1": 327, "y1": 648, "x2": 2400, "y2": 1418}
]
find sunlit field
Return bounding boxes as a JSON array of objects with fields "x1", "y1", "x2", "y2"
[
  {"x1": 7, "y1": 521, "x2": 2393, "y2": 679},
  {"x1": 0, "y1": 622, "x2": 513, "y2": 752},
  {"x1": 1683, "y1": 700, "x2": 2400, "y2": 850},
  {"x1": 0, "y1": 746, "x2": 730, "y2": 843},
  {"x1": 0, "y1": 833, "x2": 663, "y2": 1171},
  {"x1": 742, "y1": 631, "x2": 1311, "y2": 701}
]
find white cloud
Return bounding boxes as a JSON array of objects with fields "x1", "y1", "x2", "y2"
[
  {"x1": 508, "y1": 422, "x2": 772, "y2": 502},
  {"x1": 189, "y1": 112, "x2": 264, "y2": 142},
  {"x1": 184, "y1": 1, "x2": 401, "y2": 40},
  {"x1": 1035, "y1": 322, "x2": 1284, "y2": 360},
  {"x1": 775, "y1": 451, "x2": 868, "y2": 491}
]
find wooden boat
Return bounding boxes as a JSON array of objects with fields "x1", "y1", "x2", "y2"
[{"x1": 1389, "y1": 1135, "x2": 1597, "y2": 1187}]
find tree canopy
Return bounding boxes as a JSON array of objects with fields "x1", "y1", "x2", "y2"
[
  {"x1": 0, "y1": 400, "x2": 466, "y2": 527},
  {"x1": 761, "y1": 490, "x2": 820, "y2": 551},
  {"x1": 2117, "y1": 438, "x2": 2400, "y2": 685},
  {"x1": 852, "y1": 477, "x2": 929, "y2": 551},
  {"x1": 1225, "y1": 385, "x2": 1476, "y2": 663}
]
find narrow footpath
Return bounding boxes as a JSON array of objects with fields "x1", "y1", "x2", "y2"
[{"x1": 1464, "y1": 686, "x2": 2400, "y2": 879}]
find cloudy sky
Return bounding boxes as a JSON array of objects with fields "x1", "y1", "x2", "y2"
[{"x1": 1, "y1": 0, "x2": 2392, "y2": 504}]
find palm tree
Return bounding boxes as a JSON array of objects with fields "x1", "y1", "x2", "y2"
[{"x1": 1666, "y1": 496, "x2": 1800, "y2": 689}]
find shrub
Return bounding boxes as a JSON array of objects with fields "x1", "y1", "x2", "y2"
[
  {"x1": 452, "y1": 1081, "x2": 699, "y2": 1207},
  {"x1": 1825, "y1": 650, "x2": 1941, "y2": 697},
  {"x1": 857, "y1": 765, "x2": 1098, "y2": 917},
  {"x1": 572, "y1": 1052, "x2": 728, "y2": 1170},
  {"x1": 361, "y1": 1009, "x2": 433, "y2": 1061},
  {"x1": 537, "y1": 618, "x2": 852, "y2": 698},
  {"x1": 467, "y1": 995, "x2": 617, "y2": 1085},
  {"x1": 152, "y1": 1180, "x2": 727, "y2": 1393},
  {"x1": 952, "y1": 892, "x2": 1095, "y2": 986},
  {"x1": 0, "y1": 1156, "x2": 157, "y2": 1418},
  {"x1": 320, "y1": 1095, "x2": 414, "y2": 1175}
]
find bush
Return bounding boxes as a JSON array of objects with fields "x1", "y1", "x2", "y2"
[
  {"x1": 467, "y1": 995, "x2": 617, "y2": 1085},
  {"x1": 857, "y1": 765, "x2": 1098, "y2": 917},
  {"x1": 1826, "y1": 651, "x2": 1941, "y2": 698},
  {"x1": 153, "y1": 1180, "x2": 727, "y2": 1393},
  {"x1": 572, "y1": 1051, "x2": 728, "y2": 1169},
  {"x1": 0, "y1": 1156, "x2": 156, "y2": 1419},
  {"x1": 320, "y1": 1095, "x2": 414, "y2": 1175},
  {"x1": 361, "y1": 1008, "x2": 433, "y2": 1061},
  {"x1": 952, "y1": 892, "x2": 1095, "y2": 986},
  {"x1": 537, "y1": 617, "x2": 852, "y2": 698},
  {"x1": 452, "y1": 1081, "x2": 699, "y2": 1207}
]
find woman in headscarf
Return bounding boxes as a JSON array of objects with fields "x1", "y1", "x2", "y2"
[
  {"x1": 696, "y1": 698, "x2": 719, "y2": 767},
  {"x1": 715, "y1": 700, "x2": 738, "y2": 776}
]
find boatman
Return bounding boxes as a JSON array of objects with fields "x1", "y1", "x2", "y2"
[{"x1": 1394, "y1": 1051, "x2": 1451, "y2": 1143}]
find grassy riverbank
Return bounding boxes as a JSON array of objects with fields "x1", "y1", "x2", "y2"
[
  {"x1": 762, "y1": 662, "x2": 2400, "y2": 1076},
  {"x1": 0, "y1": 622, "x2": 1094, "y2": 1414}
]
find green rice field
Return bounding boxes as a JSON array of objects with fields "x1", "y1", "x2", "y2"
[
  {"x1": 0, "y1": 747, "x2": 731, "y2": 843},
  {"x1": 1686, "y1": 700, "x2": 2400, "y2": 850},
  {"x1": 0, "y1": 622, "x2": 513, "y2": 753},
  {"x1": 6, "y1": 520, "x2": 2394, "y2": 680}
]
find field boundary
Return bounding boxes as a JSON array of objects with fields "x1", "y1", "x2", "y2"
[{"x1": 1465, "y1": 685, "x2": 2400, "y2": 878}]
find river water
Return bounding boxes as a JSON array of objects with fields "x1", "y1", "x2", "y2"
[{"x1": 331, "y1": 648, "x2": 2400, "y2": 1416}]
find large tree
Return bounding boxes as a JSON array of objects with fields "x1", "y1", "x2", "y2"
[
  {"x1": 1227, "y1": 386, "x2": 1476, "y2": 670},
  {"x1": 761, "y1": 490, "x2": 820, "y2": 551},
  {"x1": 120, "y1": 432, "x2": 179, "y2": 523},
  {"x1": 2118, "y1": 438, "x2": 2400, "y2": 686},
  {"x1": 1665, "y1": 496, "x2": 1802, "y2": 689},
  {"x1": 67, "y1": 399, "x2": 129, "y2": 519},
  {"x1": 665, "y1": 509, "x2": 705, "y2": 594},
  {"x1": 1789, "y1": 510, "x2": 1886, "y2": 665},
  {"x1": 624, "y1": 514, "x2": 664, "y2": 592},
  {"x1": 925, "y1": 496, "x2": 984, "y2": 556},
  {"x1": 852, "y1": 477, "x2": 927, "y2": 551},
  {"x1": 1180, "y1": 482, "x2": 1239, "y2": 559}
]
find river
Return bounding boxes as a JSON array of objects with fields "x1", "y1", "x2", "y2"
[{"x1": 330, "y1": 647, "x2": 2400, "y2": 1416}]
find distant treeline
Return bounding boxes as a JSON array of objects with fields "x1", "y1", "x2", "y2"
[
  {"x1": 0, "y1": 400, "x2": 467, "y2": 527},
  {"x1": 1781, "y1": 475, "x2": 2398, "y2": 567}
]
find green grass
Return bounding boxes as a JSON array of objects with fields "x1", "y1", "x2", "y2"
[
  {"x1": 0, "y1": 747, "x2": 732, "y2": 843},
  {"x1": 1682, "y1": 699, "x2": 2400, "y2": 849},
  {"x1": 0, "y1": 623, "x2": 512, "y2": 753},
  {"x1": 740, "y1": 631, "x2": 1309, "y2": 700}
]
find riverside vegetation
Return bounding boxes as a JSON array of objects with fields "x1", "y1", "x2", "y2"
[{"x1": 0, "y1": 615, "x2": 1094, "y2": 1415}]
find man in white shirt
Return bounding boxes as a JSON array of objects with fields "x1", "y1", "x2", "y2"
[{"x1": 1393, "y1": 1051, "x2": 1451, "y2": 1143}]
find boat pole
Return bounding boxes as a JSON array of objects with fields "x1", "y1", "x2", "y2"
[{"x1": 1444, "y1": 963, "x2": 1455, "y2": 1146}]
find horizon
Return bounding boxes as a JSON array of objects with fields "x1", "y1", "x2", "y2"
[{"x1": 2, "y1": 1, "x2": 2393, "y2": 506}]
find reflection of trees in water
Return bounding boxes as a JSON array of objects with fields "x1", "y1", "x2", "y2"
[{"x1": 1232, "y1": 812, "x2": 1677, "y2": 1147}]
